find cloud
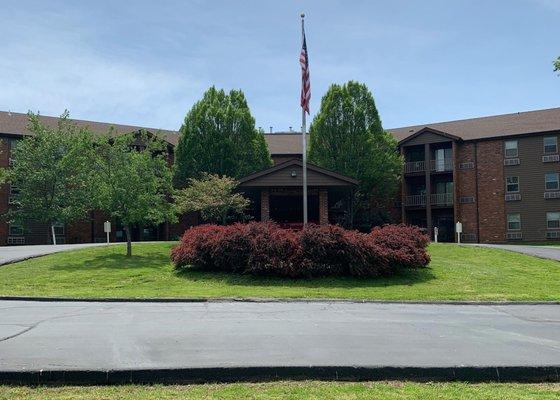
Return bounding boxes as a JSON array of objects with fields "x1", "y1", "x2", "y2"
[{"x1": 0, "y1": 7, "x2": 205, "y2": 130}]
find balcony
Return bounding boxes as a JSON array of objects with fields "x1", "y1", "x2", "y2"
[
  {"x1": 430, "y1": 193, "x2": 454, "y2": 206},
  {"x1": 403, "y1": 193, "x2": 454, "y2": 207},
  {"x1": 403, "y1": 194, "x2": 426, "y2": 207},
  {"x1": 430, "y1": 159, "x2": 453, "y2": 172},
  {"x1": 404, "y1": 161, "x2": 425, "y2": 174}
]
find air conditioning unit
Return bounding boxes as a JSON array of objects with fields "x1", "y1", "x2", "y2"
[
  {"x1": 544, "y1": 191, "x2": 560, "y2": 199},
  {"x1": 7, "y1": 236, "x2": 25, "y2": 245},
  {"x1": 459, "y1": 196, "x2": 475, "y2": 204},
  {"x1": 505, "y1": 193, "x2": 522, "y2": 201},
  {"x1": 504, "y1": 158, "x2": 520, "y2": 166},
  {"x1": 546, "y1": 231, "x2": 560, "y2": 239},
  {"x1": 542, "y1": 154, "x2": 560, "y2": 163},
  {"x1": 506, "y1": 232, "x2": 522, "y2": 240},
  {"x1": 459, "y1": 162, "x2": 474, "y2": 170}
]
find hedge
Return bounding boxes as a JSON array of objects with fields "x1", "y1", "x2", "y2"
[{"x1": 171, "y1": 222, "x2": 430, "y2": 278}]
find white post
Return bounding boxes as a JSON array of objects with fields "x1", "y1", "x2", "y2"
[
  {"x1": 104, "y1": 221, "x2": 111, "y2": 244},
  {"x1": 434, "y1": 227, "x2": 438, "y2": 243},
  {"x1": 456, "y1": 221, "x2": 463, "y2": 244},
  {"x1": 51, "y1": 224, "x2": 57, "y2": 245}
]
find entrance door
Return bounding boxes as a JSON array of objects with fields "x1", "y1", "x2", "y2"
[
  {"x1": 434, "y1": 215, "x2": 454, "y2": 242},
  {"x1": 269, "y1": 194, "x2": 319, "y2": 227}
]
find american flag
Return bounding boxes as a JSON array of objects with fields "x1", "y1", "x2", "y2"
[{"x1": 300, "y1": 29, "x2": 310, "y2": 114}]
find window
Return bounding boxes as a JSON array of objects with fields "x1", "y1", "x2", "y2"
[
  {"x1": 507, "y1": 214, "x2": 521, "y2": 231},
  {"x1": 8, "y1": 223, "x2": 23, "y2": 236},
  {"x1": 547, "y1": 212, "x2": 560, "y2": 229},
  {"x1": 545, "y1": 173, "x2": 559, "y2": 191},
  {"x1": 506, "y1": 176, "x2": 519, "y2": 193},
  {"x1": 9, "y1": 185, "x2": 19, "y2": 195},
  {"x1": 504, "y1": 140, "x2": 518, "y2": 158},
  {"x1": 53, "y1": 222, "x2": 65, "y2": 236},
  {"x1": 544, "y1": 136, "x2": 558, "y2": 154}
]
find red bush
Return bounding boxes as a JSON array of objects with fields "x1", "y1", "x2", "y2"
[
  {"x1": 370, "y1": 224, "x2": 431, "y2": 269},
  {"x1": 171, "y1": 222, "x2": 429, "y2": 278}
]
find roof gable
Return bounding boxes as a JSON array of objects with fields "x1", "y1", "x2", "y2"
[
  {"x1": 398, "y1": 127, "x2": 461, "y2": 146},
  {"x1": 239, "y1": 159, "x2": 358, "y2": 187}
]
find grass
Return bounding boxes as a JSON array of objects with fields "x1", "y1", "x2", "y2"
[
  {"x1": 0, "y1": 382, "x2": 559, "y2": 400},
  {"x1": 0, "y1": 242, "x2": 559, "y2": 301}
]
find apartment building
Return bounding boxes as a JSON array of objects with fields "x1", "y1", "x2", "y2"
[
  {"x1": 390, "y1": 107, "x2": 560, "y2": 243},
  {"x1": 1, "y1": 107, "x2": 560, "y2": 245}
]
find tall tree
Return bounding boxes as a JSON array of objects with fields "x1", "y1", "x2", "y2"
[
  {"x1": 4, "y1": 112, "x2": 97, "y2": 244},
  {"x1": 308, "y1": 81, "x2": 403, "y2": 226},
  {"x1": 554, "y1": 57, "x2": 560, "y2": 73},
  {"x1": 95, "y1": 131, "x2": 176, "y2": 256},
  {"x1": 173, "y1": 87, "x2": 272, "y2": 187}
]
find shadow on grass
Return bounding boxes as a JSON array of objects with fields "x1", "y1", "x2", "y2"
[
  {"x1": 50, "y1": 252, "x2": 173, "y2": 271},
  {"x1": 174, "y1": 266, "x2": 436, "y2": 290}
]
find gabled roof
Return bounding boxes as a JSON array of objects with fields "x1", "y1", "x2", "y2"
[
  {"x1": 239, "y1": 158, "x2": 359, "y2": 187},
  {"x1": 0, "y1": 111, "x2": 179, "y2": 146},
  {"x1": 397, "y1": 126, "x2": 462, "y2": 145},
  {"x1": 389, "y1": 107, "x2": 560, "y2": 142}
]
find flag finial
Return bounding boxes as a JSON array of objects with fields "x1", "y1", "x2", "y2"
[{"x1": 301, "y1": 13, "x2": 305, "y2": 18}]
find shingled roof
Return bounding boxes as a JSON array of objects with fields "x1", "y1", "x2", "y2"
[
  {"x1": 388, "y1": 107, "x2": 560, "y2": 143},
  {"x1": 0, "y1": 111, "x2": 179, "y2": 146}
]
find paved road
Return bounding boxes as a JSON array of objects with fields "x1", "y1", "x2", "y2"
[
  {"x1": 468, "y1": 244, "x2": 560, "y2": 261},
  {"x1": 0, "y1": 301, "x2": 559, "y2": 371},
  {"x1": 0, "y1": 243, "x2": 120, "y2": 265}
]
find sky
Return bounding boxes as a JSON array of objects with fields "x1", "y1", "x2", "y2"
[{"x1": 1, "y1": 0, "x2": 559, "y2": 132}]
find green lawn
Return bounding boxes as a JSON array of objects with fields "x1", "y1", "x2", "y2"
[
  {"x1": 1, "y1": 382, "x2": 559, "y2": 400},
  {"x1": 0, "y1": 242, "x2": 558, "y2": 301}
]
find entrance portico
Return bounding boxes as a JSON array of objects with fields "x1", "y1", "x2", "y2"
[{"x1": 239, "y1": 159, "x2": 358, "y2": 228}]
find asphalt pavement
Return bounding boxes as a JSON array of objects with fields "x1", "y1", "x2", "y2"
[
  {"x1": 466, "y1": 244, "x2": 560, "y2": 261},
  {"x1": 0, "y1": 300, "x2": 559, "y2": 374},
  {"x1": 0, "y1": 243, "x2": 120, "y2": 265}
]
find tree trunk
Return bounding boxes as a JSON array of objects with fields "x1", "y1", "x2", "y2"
[
  {"x1": 124, "y1": 225, "x2": 132, "y2": 257},
  {"x1": 51, "y1": 224, "x2": 57, "y2": 245}
]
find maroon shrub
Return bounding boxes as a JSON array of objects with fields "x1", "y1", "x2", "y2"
[
  {"x1": 370, "y1": 224, "x2": 430, "y2": 269},
  {"x1": 171, "y1": 222, "x2": 430, "y2": 278}
]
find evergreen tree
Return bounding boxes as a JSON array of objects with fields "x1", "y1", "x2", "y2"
[
  {"x1": 173, "y1": 87, "x2": 272, "y2": 187},
  {"x1": 308, "y1": 81, "x2": 403, "y2": 227}
]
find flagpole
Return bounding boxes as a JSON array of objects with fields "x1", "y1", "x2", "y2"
[{"x1": 301, "y1": 13, "x2": 308, "y2": 227}]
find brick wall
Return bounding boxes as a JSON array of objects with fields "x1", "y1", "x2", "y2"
[
  {"x1": 456, "y1": 142, "x2": 479, "y2": 241},
  {"x1": 260, "y1": 190, "x2": 270, "y2": 222},
  {"x1": 319, "y1": 189, "x2": 328, "y2": 224},
  {"x1": 476, "y1": 140, "x2": 506, "y2": 243}
]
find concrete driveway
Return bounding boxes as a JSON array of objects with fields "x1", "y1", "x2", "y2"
[
  {"x1": 467, "y1": 244, "x2": 560, "y2": 261},
  {"x1": 0, "y1": 300, "x2": 559, "y2": 372},
  {"x1": 0, "y1": 243, "x2": 116, "y2": 265}
]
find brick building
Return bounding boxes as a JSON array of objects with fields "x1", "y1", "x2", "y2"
[{"x1": 2, "y1": 107, "x2": 560, "y2": 245}]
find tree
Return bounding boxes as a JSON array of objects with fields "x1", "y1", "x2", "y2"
[
  {"x1": 308, "y1": 81, "x2": 403, "y2": 227},
  {"x1": 174, "y1": 174, "x2": 249, "y2": 224},
  {"x1": 173, "y1": 87, "x2": 272, "y2": 187},
  {"x1": 4, "y1": 111, "x2": 97, "y2": 245},
  {"x1": 95, "y1": 131, "x2": 176, "y2": 256},
  {"x1": 554, "y1": 57, "x2": 560, "y2": 73}
]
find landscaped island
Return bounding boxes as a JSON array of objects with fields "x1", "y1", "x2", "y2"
[{"x1": 0, "y1": 241, "x2": 558, "y2": 301}]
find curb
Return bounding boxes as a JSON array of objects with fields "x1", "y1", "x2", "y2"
[
  {"x1": 1, "y1": 366, "x2": 559, "y2": 385},
  {"x1": 0, "y1": 296, "x2": 559, "y2": 305}
]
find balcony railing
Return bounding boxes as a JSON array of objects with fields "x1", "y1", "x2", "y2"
[
  {"x1": 403, "y1": 193, "x2": 454, "y2": 207},
  {"x1": 404, "y1": 161, "x2": 425, "y2": 173},
  {"x1": 430, "y1": 193, "x2": 454, "y2": 206},
  {"x1": 430, "y1": 158, "x2": 453, "y2": 172},
  {"x1": 403, "y1": 194, "x2": 426, "y2": 207}
]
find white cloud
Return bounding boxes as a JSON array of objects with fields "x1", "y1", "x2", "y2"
[{"x1": 0, "y1": 8, "x2": 205, "y2": 130}]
